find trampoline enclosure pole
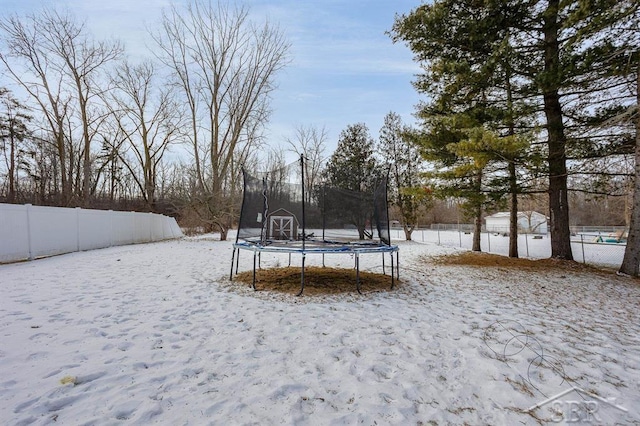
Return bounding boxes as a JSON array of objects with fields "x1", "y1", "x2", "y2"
[
  {"x1": 230, "y1": 248, "x2": 236, "y2": 280},
  {"x1": 356, "y1": 252, "x2": 361, "y2": 294},
  {"x1": 391, "y1": 251, "x2": 395, "y2": 289},
  {"x1": 252, "y1": 250, "x2": 257, "y2": 290},
  {"x1": 301, "y1": 154, "x2": 306, "y2": 249},
  {"x1": 298, "y1": 253, "x2": 306, "y2": 296}
]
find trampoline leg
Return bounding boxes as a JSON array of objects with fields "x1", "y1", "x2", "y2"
[
  {"x1": 288, "y1": 252, "x2": 291, "y2": 267},
  {"x1": 258, "y1": 252, "x2": 262, "y2": 269},
  {"x1": 396, "y1": 251, "x2": 400, "y2": 281},
  {"x1": 229, "y1": 248, "x2": 236, "y2": 281},
  {"x1": 235, "y1": 248, "x2": 240, "y2": 275},
  {"x1": 297, "y1": 253, "x2": 306, "y2": 296},
  {"x1": 356, "y1": 253, "x2": 362, "y2": 294},
  {"x1": 390, "y1": 252, "x2": 395, "y2": 290},
  {"x1": 382, "y1": 253, "x2": 386, "y2": 275},
  {"x1": 252, "y1": 251, "x2": 257, "y2": 290}
]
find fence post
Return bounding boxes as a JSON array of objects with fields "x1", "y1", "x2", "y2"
[
  {"x1": 422, "y1": 229, "x2": 424, "y2": 242},
  {"x1": 458, "y1": 224, "x2": 462, "y2": 247},
  {"x1": 437, "y1": 225, "x2": 441, "y2": 245},
  {"x1": 149, "y1": 212, "x2": 153, "y2": 241},
  {"x1": 76, "y1": 207, "x2": 81, "y2": 252},
  {"x1": 131, "y1": 211, "x2": 137, "y2": 244},
  {"x1": 109, "y1": 210, "x2": 114, "y2": 247},
  {"x1": 525, "y1": 232, "x2": 529, "y2": 257},
  {"x1": 581, "y1": 234, "x2": 586, "y2": 264},
  {"x1": 487, "y1": 231, "x2": 491, "y2": 252},
  {"x1": 26, "y1": 204, "x2": 33, "y2": 260}
]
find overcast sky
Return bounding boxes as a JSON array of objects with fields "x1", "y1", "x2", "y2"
[{"x1": 1, "y1": 0, "x2": 422, "y2": 159}]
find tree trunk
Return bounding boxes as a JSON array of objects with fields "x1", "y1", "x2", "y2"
[
  {"x1": 543, "y1": 0, "x2": 573, "y2": 260},
  {"x1": 58, "y1": 128, "x2": 71, "y2": 205},
  {"x1": 403, "y1": 225, "x2": 413, "y2": 241},
  {"x1": 218, "y1": 222, "x2": 228, "y2": 241},
  {"x1": 505, "y1": 48, "x2": 519, "y2": 258},
  {"x1": 144, "y1": 131, "x2": 155, "y2": 211},
  {"x1": 472, "y1": 207, "x2": 482, "y2": 252},
  {"x1": 508, "y1": 161, "x2": 519, "y2": 258},
  {"x1": 8, "y1": 129, "x2": 16, "y2": 203},
  {"x1": 81, "y1": 96, "x2": 91, "y2": 207},
  {"x1": 619, "y1": 60, "x2": 640, "y2": 276},
  {"x1": 472, "y1": 170, "x2": 483, "y2": 252}
]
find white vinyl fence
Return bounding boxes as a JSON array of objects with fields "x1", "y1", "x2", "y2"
[{"x1": 0, "y1": 203, "x2": 183, "y2": 263}]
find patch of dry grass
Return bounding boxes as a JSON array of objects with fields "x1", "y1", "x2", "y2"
[
  {"x1": 431, "y1": 251, "x2": 606, "y2": 273},
  {"x1": 234, "y1": 266, "x2": 397, "y2": 296}
]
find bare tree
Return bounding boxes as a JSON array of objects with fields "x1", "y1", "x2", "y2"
[
  {"x1": 0, "y1": 9, "x2": 122, "y2": 206},
  {"x1": 152, "y1": 6, "x2": 205, "y2": 193},
  {"x1": 153, "y1": 0, "x2": 290, "y2": 239},
  {"x1": 0, "y1": 12, "x2": 73, "y2": 204},
  {"x1": 38, "y1": 10, "x2": 122, "y2": 205},
  {"x1": 109, "y1": 60, "x2": 184, "y2": 210},
  {"x1": 284, "y1": 124, "x2": 327, "y2": 202}
]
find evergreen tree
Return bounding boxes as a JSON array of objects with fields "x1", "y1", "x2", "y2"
[
  {"x1": 392, "y1": 0, "x2": 536, "y2": 253},
  {"x1": 324, "y1": 123, "x2": 379, "y2": 239},
  {"x1": 448, "y1": 127, "x2": 533, "y2": 257},
  {"x1": 408, "y1": 114, "x2": 488, "y2": 251},
  {"x1": 0, "y1": 87, "x2": 32, "y2": 203},
  {"x1": 325, "y1": 123, "x2": 378, "y2": 192}
]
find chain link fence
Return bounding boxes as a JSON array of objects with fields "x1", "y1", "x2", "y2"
[{"x1": 389, "y1": 225, "x2": 627, "y2": 269}]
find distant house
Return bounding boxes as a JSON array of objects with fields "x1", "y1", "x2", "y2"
[{"x1": 485, "y1": 211, "x2": 548, "y2": 234}]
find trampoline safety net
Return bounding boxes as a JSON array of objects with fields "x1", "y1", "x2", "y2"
[{"x1": 236, "y1": 155, "x2": 391, "y2": 246}]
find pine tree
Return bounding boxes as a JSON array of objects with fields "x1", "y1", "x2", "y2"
[
  {"x1": 324, "y1": 123, "x2": 379, "y2": 239},
  {"x1": 0, "y1": 87, "x2": 32, "y2": 203},
  {"x1": 448, "y1": 127, "x2": 533, "y2": 257},
  {"x1": 412, "y1": 114, "x2": 491, "y2": 252},
  {"x1": 325, "y1": 123, "x2": 378, "y2": 192}
]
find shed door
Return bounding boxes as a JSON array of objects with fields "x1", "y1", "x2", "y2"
[{"x1": 270, "y1": 215, "x2": 294, "y2": 240}]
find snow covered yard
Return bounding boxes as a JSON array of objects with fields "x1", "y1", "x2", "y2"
[{"x1": 1, "y1": 237, "x2": 639, "y2": 425}]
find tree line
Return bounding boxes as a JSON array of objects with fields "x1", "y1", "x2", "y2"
[{"x1": 0, "y1": 1, "x2": 289, "y2": 241}]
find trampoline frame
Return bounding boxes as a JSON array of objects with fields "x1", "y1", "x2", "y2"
[{"x1": 230, "y1": 240, "x2": 399, "y2": 296}]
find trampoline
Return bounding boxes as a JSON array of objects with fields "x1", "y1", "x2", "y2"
[{"x1": 230, "y1": 155, "x2": 399, "y2": 296}]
